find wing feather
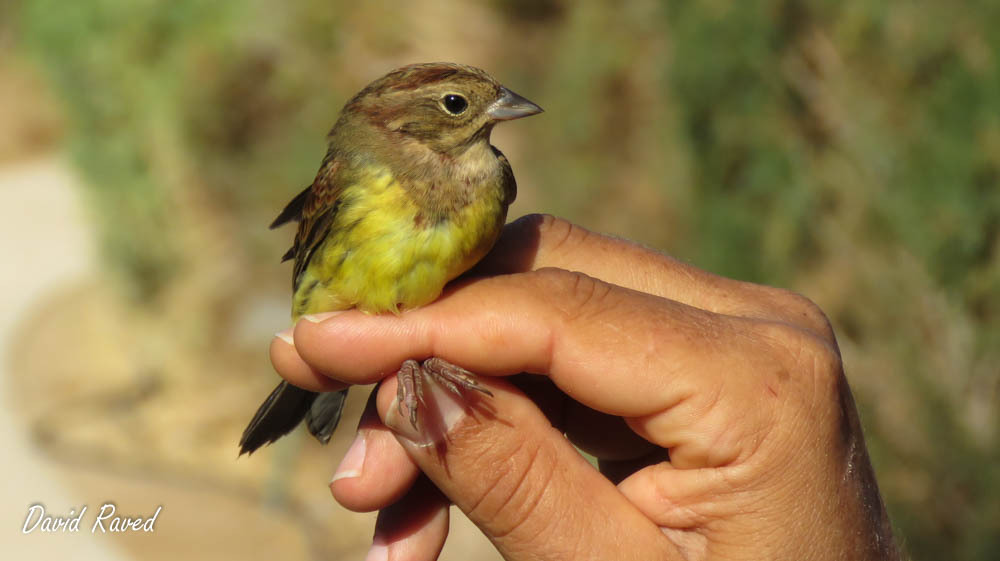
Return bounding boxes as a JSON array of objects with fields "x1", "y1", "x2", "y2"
[
  {"x1": 289, "y1": 155, "x2": 344, "y2": 290},
  {"x1": 270, "y1": 185, "x2": 311, "y2": 230}
]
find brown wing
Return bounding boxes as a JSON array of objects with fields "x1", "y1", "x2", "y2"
[
  {"x1": 271, "y1": 151, "x2": 344, "y2": 290},
  {"x1": 493, "y1": 146, "x2": 517, "y2": 206}
]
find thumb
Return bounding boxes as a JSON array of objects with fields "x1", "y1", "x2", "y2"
[{"x1": 375, "y1": 374, "x2": 676, "y2": 560}]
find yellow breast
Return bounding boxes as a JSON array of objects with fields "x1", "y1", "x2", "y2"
[{"x1": 292, "y1": 166, "x2": 506, "y2": 318}]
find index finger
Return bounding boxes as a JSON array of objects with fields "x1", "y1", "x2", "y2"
[
  {"x1": 289, "y1": 267, "x2": 770, "y2": 415},
  {"x1": 287, "y1": 268, "x2": 818, "y2": 469}
]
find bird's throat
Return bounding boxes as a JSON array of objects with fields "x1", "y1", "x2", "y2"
[{"x1": 388, "y1": 137, "x2": 502, "y2": 219}]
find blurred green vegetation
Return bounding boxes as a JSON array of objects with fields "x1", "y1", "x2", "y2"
[{"x1": 12, "y1": 0, "x2": 1000, "y2": 558}]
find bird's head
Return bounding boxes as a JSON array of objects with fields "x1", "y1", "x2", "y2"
[{"x1": 339, "y1": 62, "x2": 542, "y2": 157}]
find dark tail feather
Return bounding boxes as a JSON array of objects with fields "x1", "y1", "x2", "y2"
[
  {"x1": 306, "y1": 389, "x2": 348, "y2": 444},
  {"x1": 239, "y1": 381, "x2": 317, "y2": 455}
]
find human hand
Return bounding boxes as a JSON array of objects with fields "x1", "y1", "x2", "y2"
[{"x1": 271, "y1": 214, "x2": 900, "y2": 560}]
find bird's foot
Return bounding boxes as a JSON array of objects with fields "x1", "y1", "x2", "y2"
[{"x1": 396, "y1": 358, "x2": 493, "y2": 430}]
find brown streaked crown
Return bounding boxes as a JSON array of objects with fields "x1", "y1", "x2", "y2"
[
  {"x1": 348, "y1": 62, "x2": 500, "y2": 101},
  {"x1": 335, "y1": 63, "x2": 507, "y2": 156}
]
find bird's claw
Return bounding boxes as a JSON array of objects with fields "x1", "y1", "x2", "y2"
[{"x1": 395, "y1": 358, "x2": 492, "y2": 430}]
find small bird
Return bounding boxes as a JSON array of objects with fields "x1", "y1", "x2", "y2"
[{"x1": 239, "y1": 63, "x2": 542, "y2": 455}]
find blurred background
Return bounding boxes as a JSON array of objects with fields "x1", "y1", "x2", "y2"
[{"x1": 2, "y1": 0, "x2": 998, "y2": 559}]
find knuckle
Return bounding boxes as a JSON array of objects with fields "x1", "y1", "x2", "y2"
[
  {"x1": 764, "y1": 321, "x2": 841, "y2": 374},
  {"x1": 756, "y1": 321, "x2": 844, "y2": 410},
  {"x1": 519, "y1": 212, "x2": 561, "y2": 230},
  {"x1": 528, "y1": 268, "x2": 616, "y2": 322},
  {"x1": 796, "y1": 330, "x2": 843, "y2": 389},
  {"x1": 769, "y1": 288, "x2": 835, "y2": 341},
  {"x1": 532, "y1": 214, "x2": 595, "y2": 253},
  {"x1": 467, "y1": 439, "x2": 558, "y2": 541}
]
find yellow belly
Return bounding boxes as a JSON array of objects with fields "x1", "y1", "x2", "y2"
[{"x1": 292, "y1": 167, "x2": 506, "y2": 319}]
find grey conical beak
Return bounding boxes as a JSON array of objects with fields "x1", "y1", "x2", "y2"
[{"x1": 487, "y1": 87, "x2": 543, "y2": 121}]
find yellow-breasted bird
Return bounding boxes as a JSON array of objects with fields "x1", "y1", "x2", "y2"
[{"x1": 239, "y1": 63, "x2": 542, "y2": 455}]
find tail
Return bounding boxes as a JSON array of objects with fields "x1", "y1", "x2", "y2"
[{"x1": 239, "y1": 382, "x2": 349, "y2": 455}]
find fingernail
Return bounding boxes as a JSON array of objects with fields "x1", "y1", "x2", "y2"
[
  {"x1": 383, "y1": 396, "x2": 419, "y2": 444},
  {"x1": 301, "y1": 311, "x2": 343, "y2": 324},
  {"x1": 365, "y1": 532, "x2": 388, "y2": 561},
  {"x1": 274, "y1": 328, "x2": 294, "y2": 346},
  {"x1": 331, "y1": 431, "x2": 367, "y2": 483},
  {"x1": 429, "y1": 380, "x2": 470, "y2": 434}
]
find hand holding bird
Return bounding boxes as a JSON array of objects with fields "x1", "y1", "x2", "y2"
[{"x1": 275, "y1": 215, "x2": 901, "y2": 561}]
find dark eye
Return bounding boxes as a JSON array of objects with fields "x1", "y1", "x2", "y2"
[{"x1": 442, "y1": 94, "x2": 468, "y2": 115}]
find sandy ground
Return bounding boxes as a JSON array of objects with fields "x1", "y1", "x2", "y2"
[
  {"x1": 1, "y1": 157, "x2": 125, "y2": 559},
  {"x1": 0, "y1": 157, "x2": 316, "y2": 559}
]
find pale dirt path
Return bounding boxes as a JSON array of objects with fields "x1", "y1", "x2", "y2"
[
  {"x1": 0, "y1": 156, "x2": 125, "y2": 559},
  {"x1": 0, "y1": 157, "x2": 314, "y2": 560}
]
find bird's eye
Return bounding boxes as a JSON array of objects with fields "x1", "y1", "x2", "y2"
[{"x1": 442, "y1": 94, "x2": 468, "y2": 115}]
